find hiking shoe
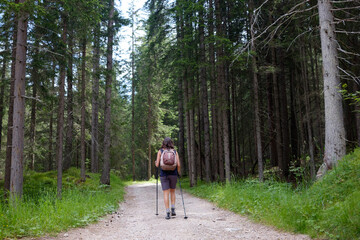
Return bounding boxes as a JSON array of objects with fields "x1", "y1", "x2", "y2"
[
  {"x1": 165, "y1": 212, "x2": 170, "y2": 220},
  {"x1": 171, "y1": 208, "x2": 176, "y2": 216}
]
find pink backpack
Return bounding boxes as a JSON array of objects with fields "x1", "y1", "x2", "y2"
[{"x1": 160, "y1": 149, "x2": 177, "y2": 171}]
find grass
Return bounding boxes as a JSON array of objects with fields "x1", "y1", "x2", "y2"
[
  {"x1": 182, "y1": 148, "x2": 360, "y2": 240},
  {"x1": 0, "y1": 168, "x2": 125, "y2": 239}
]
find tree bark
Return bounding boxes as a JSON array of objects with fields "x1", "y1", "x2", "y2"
[
  {"x1": 91, "y1": 22, "x2": 100, "y2": 173},
  {"x1": 215, "y1": 0, "x2": 227, "y2": 182},
  {"x1": 184, "y1": 2, "x2": 196, "y2": 186},
  {"x1": 176, "y1": 0, "x2": 185, "y2": 175},
  {"x1": 29, "y1": 32, "x2": 40, "y2": 171},
  {"x1": 147, "y1": 73, "x2": 152, "y2": 181},
  {"x1": 301, "y1": 46, "x2": 316, "y2": 180},
  {"x1": 289, "y1": 64, "x2": 299, "y2": 161},
  {"x1": 317, "y1": 0, "x2": 346, "y2": 176},
  {"x1": 249, "y1": 0, "x2": 263, "y2": 181},
  {"x1": 208, "y1": 0, "x2": 218, "y2": 181},
  {"x1": 131, "y1": 1, "x2": 136, "y2": 180},
  {"x1": 189, "y1": 85, "x2": 196, "y2": 185},
  {"x1": 5, "y1": 1, "x2": 18, "y2": 193},
  {"x1": 199, "y1": 0, "x2": 211, "y2": 183},
  {"x1": 279, "y1": 50, "x2": 290, "y2": 178},
  {"x1": 183, "y1": 67, "x2": 191, "y2": 181},
  {"x1": 47, "y1": 64, "x2": 55, "y2": 171},
  {"x1": 101, "y1": 0, "x2": 115, "y2": 185},
  {"x1": 80, "y1": 38, "x2": 87, "y2": 182},
  {"x1": 64, "y1": 28, "x2": 74, "y2": 171},
  {"x1": 271, "y1": 46, "x2": 283, "y2": 178},
  {"x1": 0, "y1": 31, "x2": 9, "y2": 151},
  {"x1": 10, "y1": 0, "x2": 29, "y2": 199},
  {"x1": 0, "y1": 14, "x2": 10, "y2": 152},
  {"x1": 29, "y1": 70, "x2": 37, "y2": 170},
  {"x1": 56, "y1": 14, "x2": 67, "y2": 198},
  {"x1": 267, "y1": 76, "x2": 277, "y2": 167}
]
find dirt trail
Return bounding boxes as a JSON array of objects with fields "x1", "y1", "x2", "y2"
[{"x1": 36, "y1": 182, "x2": 311, "y2": 240}]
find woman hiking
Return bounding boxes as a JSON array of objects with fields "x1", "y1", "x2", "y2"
[{"x1": 155, "y1": 137, "x2": 181, "y2": 219}]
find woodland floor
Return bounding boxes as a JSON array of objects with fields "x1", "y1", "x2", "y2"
[{"x1": 31, "y1": 182, "x2": 311, "y2": 240}]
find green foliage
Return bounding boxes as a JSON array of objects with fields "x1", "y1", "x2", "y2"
[
  {"x1": 340, "y1": 83, "x2": 360, "y2": 108},
  {"x1": 0, "y1": 168, "x2": 125, "y2": 239},
  {"x1": 182, "y1": 149, "x2": 360, "y2": 240}
]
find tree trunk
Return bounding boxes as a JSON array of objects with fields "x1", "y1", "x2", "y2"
[
  {"x1": 176, "y1": 1, "x2": 185, "y2": 175},
  {"x1": 29, "y1": 32, "x2": 40, "y2": 170},
  {"x1": 101, "y1": 0, "x2": 115, "y2": 185},
  {"x1": 208, "y1": 0, "x2": 218, "y2": 181},
  {"x1": 199, "y1": 0, "x2": 211, "y2": 183},
  {"x1": 267, "y1": 76, "x2": 277, "y2": 167},
  {"x1": 147, "y1": 74, "x2": 152, "y2": 181},
  {"x1": 289, "y1": 65, "x2": 299, "y2": 161},
  {"x1": 64, "y1": 29, "x2": 74, "y2": 171},
  {"x1": 279, "y1": 50, "x2": 290, "y2": 178},
  {"x1": 184, "y1": 4, "x2": 196, "y2": 186},
  {"x1": 271, "y1": 47, "x2": 283, "y2": 178},
  {"x1": 29, "y1": 71, "x2": 37, "y2": 170},
  {"x1": 189, "y1": 85, "x2": 196, "y2": 185},
  {"x1": 249, "y1": 0, "x2": 263, "y2": 181},
  {"x1": 232, "y1": 77, "x2": 240, "y2": 176},
  {"x1": 10, "y1": 0, "x2": 29, "y2": 199},
  {"x1": 5, "y1": 1, "x2": 18, "y2": 193},
  {"x1": 80, "y1": 38, "x2": 87, "y2": 182},
  {"x1": 56, "y1": 14, "x2": 67, "y2": 198},
  {"x1": 131, "y1": 1, "x2": 136, "y2": 180},
  {"x1": 91, "y1": 22, "x2": 100, "y2": 173},
  {"x1": 301, "y1": 46, "x2": 316, "y2": 180},
  {"x1": 0, "y1": 16, "x2": 10, "y2": 152},
  {"x1": 47, "y1": 64, "x2": 55, "y2": 171},
  {"x1": 317, "y1": 0, "x2": 346, "y2": 176},
  {"x1": 183, "y1": 68, "x2": 191, "y2": 181},
  {"x1": 215, "y1": 0, "x2": 226, "y2": 182}
]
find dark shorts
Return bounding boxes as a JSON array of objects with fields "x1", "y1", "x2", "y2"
[{"x1": 160, "y1": 175, "x2": 177, "y2": 190}]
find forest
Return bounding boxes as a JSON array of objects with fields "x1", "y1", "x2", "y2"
[
  {"x1": 0, "y1": 0, "x2": 360, "y2": 219},
  {"x1": 0, "y1": 0, "x2": 360, "y2": 239}
]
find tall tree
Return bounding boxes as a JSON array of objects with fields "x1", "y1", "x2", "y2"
[
  {"x1": 198, "y1": 0, "x2": 211, "y2": 183},
  {"x1": 64, "y1": 25, "x2": 74, "y2": 171},
  {"x1": 91, "y1": 21, "x2": 100, "y2": 173},
  {"x1": 131, "y1": 0, "x2": 136, "y2": 180},
  {"x1": 0, "y1": 13, "x2": 10, "y2": 152},
  {"x1": 10, "y1": 0, "x2": 29, "y2": 199},
  {"x1": 317, "y1": 0, "x2": 346, "y2": 177},
  {"x1": 28, "y1": 24, "x2": 40, "y2": 170},
  {"x1": 176, "y1": 0, "x2": 185, "y2": 176},
  {"x1": 208, "y1": 0, "x2": 218, "y2": 181},
  {"x1": 215, "y1": 0, "x2": 230, "y2": 182},
  {"x1": 80, "y1": 38, "x2": 87, "y2": 182},
  {"x1": 101, "y1": 0, "x2": 115, "y2": 185},
  {"x1": 56, "y1": 13, "x2": 67, "y2": 198},
  {"x1": 249, "y1": 0, "x2": 263, "y2": 181},
  {"x1": 4, "y1": 0, "x2": 19, "y2": 193}
]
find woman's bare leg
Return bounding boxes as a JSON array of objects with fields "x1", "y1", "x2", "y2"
[
  {"x1": 163, "y1": 189, "x2": 170, "y2": 210},
  {"x1": 170, "y1": 188, "x2": 176, "y2": 206}
]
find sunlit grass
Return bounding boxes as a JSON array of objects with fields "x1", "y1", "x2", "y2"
[
  {"x1": 182, "y1": 149, "x2": 360, "y2": 240},
  {"x1": 0, "y1": 168, "x2": 125, "y2": 239}
]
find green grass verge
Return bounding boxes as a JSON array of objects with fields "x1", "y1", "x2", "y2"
[
  {"x1": 0, "y1": 168, "x2": 125, "y2": 239},
  {"x1": 182, "y1": 149, "x2": 360, "y2": 240}
]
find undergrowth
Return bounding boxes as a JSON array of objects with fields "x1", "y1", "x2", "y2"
[
  {"x1": 182, "y1": 148, "x2": 360, "y2": 240},
  {"x1": 0, "y1": 168, "x2": 125, "y2": 239}
]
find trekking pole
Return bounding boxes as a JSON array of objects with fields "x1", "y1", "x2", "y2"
[
  {"x1": 177, "y1": 174, "x2": 188, "y2": 219},
  {"x1": 156, "y1": 167, "x2": 159, "y2": 215}
]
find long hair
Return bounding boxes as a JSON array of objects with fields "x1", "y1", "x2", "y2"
[{"x1": 161, "y1": 137, "x2": 174, "y2": 149}]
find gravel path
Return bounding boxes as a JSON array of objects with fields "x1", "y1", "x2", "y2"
[{"x1": 35, "y1": 182, "x2": 311, "y2": 240}]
